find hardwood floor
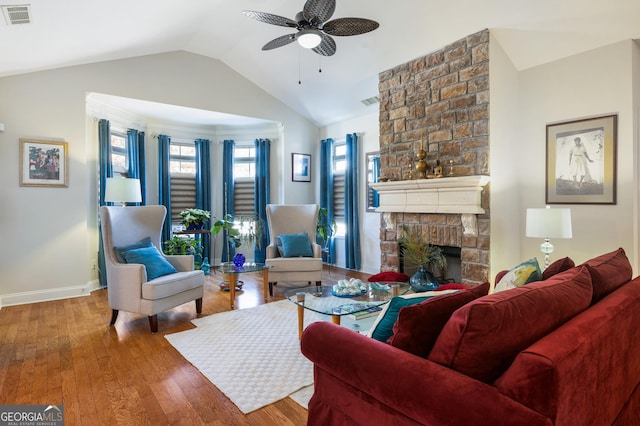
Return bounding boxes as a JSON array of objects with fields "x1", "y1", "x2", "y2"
[{"x1": 0, "y1": 265, "x2": 371, "y2": 425}]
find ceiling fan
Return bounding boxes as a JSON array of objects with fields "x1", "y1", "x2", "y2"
[{"x1": 242, "y1": 0, "x2": 379, "y2": 56}]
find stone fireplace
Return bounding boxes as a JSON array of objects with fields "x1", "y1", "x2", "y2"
[{"x1": 375, "y1": 29, "x2": 490, "y2": 285}]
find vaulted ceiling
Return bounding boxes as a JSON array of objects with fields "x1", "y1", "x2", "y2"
[{"x1": 2, "y1": 0, "x2": 639, "y2": 127}]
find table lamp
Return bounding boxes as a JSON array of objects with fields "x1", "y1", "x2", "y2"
[
  {"x1": 105, "y1": 177, "x2": 142, "y2": 207},
  {"x1": 525, "y1": 206, "x2": 572, "y2": 269}
]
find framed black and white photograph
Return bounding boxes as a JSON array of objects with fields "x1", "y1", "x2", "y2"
[
  {"x1": 292, "y1": 153, "x2": 311, "y2": 182},
  {"x1": 546, "y1": 114, "x2": 617, "y2": 204},
  {"x1": 19, "y1": 138, "x2": 69, "y2": 188}
]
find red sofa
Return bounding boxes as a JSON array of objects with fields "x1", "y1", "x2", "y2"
[{"x1": 301, "y1": 248, "x2": 640, "y2": 425}]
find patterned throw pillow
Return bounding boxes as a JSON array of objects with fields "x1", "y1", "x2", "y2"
[{"x1": 493, "y1": 257, "x2": 542, "y2": 293}]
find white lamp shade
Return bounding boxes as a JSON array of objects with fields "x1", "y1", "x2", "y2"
[
  {"x1": 297, "y1": 29, "x2": 322, "y2": 49},
  {"x1": 526, "y1": 207, "x2": 572, "y2": 239},
  {"x1": 105, "y1": 178, "x2": 142, "y2": 204}
]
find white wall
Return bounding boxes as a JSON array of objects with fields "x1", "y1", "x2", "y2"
[
  {"x1": 320, "y1": 111, "x2": 381, "y2": 273},
  {"x1": 489, "y1": 33, "x2": 525, "y2": 281},
  {"x1": 0, "y1": 51, "x2": 318, "y2": 306},
  {"x1": 493, "y1": 39, "x2": 639, "y2": 274}
]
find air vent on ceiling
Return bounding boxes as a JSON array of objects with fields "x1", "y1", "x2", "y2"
[
  {"x1": 361, "y1": 96, "x2": 379, "y2": 106},
  {"x1": 2, "y1": 4, "x2": 31, "y2": 25}
]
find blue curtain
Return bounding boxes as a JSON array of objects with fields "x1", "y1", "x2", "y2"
[
  {"x1": 98, "y1": 119, "x2": 113, "y2": 288},
  {"x1": 254, "y1": 138, "x2": 270, "y2": 263},
  {"x1": 158, "y1": 134, "x2": 172, "y2": 244},
  {"x1": 195, "y1": 139, "x2": 211, "y2": 262},
  {"x1": 344, "y1": 133, "x2": 361, "y2": 270},
  {"x1": 127, "y1": 129, "x2": 146, "y2": 205},
  {"x1": 320, "y1": 138, "x2": 335, "y2": 262},
  {"x1": 222, "y1": 140, "x2": 235, "y2": 261}
]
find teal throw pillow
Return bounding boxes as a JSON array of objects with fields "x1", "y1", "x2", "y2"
[
  {"x1": 368, "y1": 292, "x2": 442, "y2": 343},
  {"x1": 279, "y1": 232, "x2": 313, "y2": 257},
  {"x1": 114, "y1": 236, "x2": 152, "y2": 263},
  {"x1": 493, "y1": 257, "x2": 542, "y2": 293},
  {"x1": 122, "y1": 245, "x2": 177, "y2": 281}
]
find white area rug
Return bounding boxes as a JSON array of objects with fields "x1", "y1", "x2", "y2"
[{"x1": 165, "y1": 300, "x2": 323, "y2": 414}]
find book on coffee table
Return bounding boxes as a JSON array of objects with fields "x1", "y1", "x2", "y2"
[{"x1": 347, "y1": 305, "x2": 383, "y2": 320}]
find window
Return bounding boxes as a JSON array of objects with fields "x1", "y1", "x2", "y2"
[
  {"x1": 233, "y1": 146, "x2": 255, "y2": 178},
  {"x1": 234, "y1": 145, "x2": 255, "y2": 216},
  {"x1": 333, "y1": 142, "x2": 346, "y2": 236},
  {"x1": 110, "y1": 132, "x2": 128, "y2": 177},
  {"x1": 170, "y1": 143, "x2": 196, "y2": 175},
  {"x1": 169, "y1": 142, "x2": 196, "y2": 225}
]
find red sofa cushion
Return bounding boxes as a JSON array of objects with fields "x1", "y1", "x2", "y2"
[
  {"x1": 581, "y1": 247, "x2": 632, "y2": 304},
  {"x1": 428, "y1": 266, "x2": 593, "y2": 383},
  {"x1": 368, "y1": 271, "x2": 410, "y2": 283},
  {"x1": 435, "y1": 283, "x2": 470, "y2": 291},
  {"x1": 541, "y1": 256, "x2": 575, "y2": 280},
  {"x1": 388, "y1": 282, "x2": 490, "y2": 358}
]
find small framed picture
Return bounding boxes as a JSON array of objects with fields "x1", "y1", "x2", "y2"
[
  {"x1": 19, "y1": 138, "x2": 69, "y2": 187},
  {"x1": 546, "y1": 114, "x2": 617, "y2": 204},
  {"x1": 292, "y1": 153, "x2": 311, "y2": 182}
]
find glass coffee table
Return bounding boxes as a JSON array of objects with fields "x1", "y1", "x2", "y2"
[
  {"x1": 219, "y1": 263, "x2": 272, "y2": 309},
  {"x1": 285, "y1": 283, "x2": 410, "y2": 339}
]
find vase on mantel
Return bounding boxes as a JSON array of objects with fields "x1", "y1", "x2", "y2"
[{"x1": 410, "y1": 265, "x2": 439, "y2": 292}]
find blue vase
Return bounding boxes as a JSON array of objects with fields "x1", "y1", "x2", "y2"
[
  {"x1": 410, "y1": 265, "x2": 439, "y2": 292},
  {"x1": 233, "y1": 253, "x2": 246, "y2": 268},
  {"x1": 200, "y1": 258, "x2": 210, "y2": 275}
]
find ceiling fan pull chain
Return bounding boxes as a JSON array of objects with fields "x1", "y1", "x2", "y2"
[
  {"x1": 318, "y1": 56, "x2": 322, "y2": 73},
  {"x1": 298, "y1": 47, "x2": 302, "y2": 84}
]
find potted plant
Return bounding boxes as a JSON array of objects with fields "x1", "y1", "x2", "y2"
[
  {"x1": 211, "y1": 213, "x2": 265, "y2": 265},
  {"x1": 316, "y1": 207, "x2": 337, "y2": 248},
  {"x1": 179, "y1": 208, "x2": 211, "y2": 230},
  {"x1": 163, "y1": 235, "x2": 202, "y2": 257},
  {"x1": 398, "y1": 225, "x2": 447, "y2": 291}
]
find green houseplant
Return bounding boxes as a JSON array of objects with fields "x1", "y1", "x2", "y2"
[
  {"x1": 211, "y1": 213, "x2": 265, "y2": 264},
  {"x1": 163, "y1": 235, "x2": 202, "y2": 257},
  {"x1": 398, "y1": 225, "x2": 447, "y2": 291},
  {"x1": 316, "y1": 207, "x2": 337, "y2": 248},
  {"x1": 179, "y1": 208, "x2": 211, "y2": 230}
]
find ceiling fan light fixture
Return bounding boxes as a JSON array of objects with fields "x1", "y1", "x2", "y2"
[{"x1": 297, "y1": 29, "x2": 322, "y2": 49}]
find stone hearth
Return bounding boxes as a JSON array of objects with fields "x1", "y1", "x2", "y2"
[{"x1": 377, "y1": 29, "x2": 490, "y2": 285}]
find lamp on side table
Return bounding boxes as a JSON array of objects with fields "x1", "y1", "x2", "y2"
[{"x1": 526, "y1": 206, "x2": 572, "y2": 269}]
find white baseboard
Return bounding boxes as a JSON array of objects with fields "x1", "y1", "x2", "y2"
[{"x1": 0, "y1": 280, "x2": 100, "y2": 309}]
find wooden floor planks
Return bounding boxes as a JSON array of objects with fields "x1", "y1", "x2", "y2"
[{"x1": 0, "y1": 265, "x2": 369, "y2": 425}]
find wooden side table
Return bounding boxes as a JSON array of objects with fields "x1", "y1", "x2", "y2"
[{"x1": 218, "y1": 263, "x2": 271, "y2": 309}]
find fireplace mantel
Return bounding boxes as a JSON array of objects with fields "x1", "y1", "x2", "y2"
[{"x1": 370, "y1": 175, "x2": 490, "y2": 214}]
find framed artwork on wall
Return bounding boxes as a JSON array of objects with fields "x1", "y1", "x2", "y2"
[
  {"x1": 545, "y1": 114, "x2": 617, "y2": 204},
  {"x1": 19, "y1": 138, "x2": 69, "y2": 188},
  {"x1": 292, "y1": 152, "x2": 311, "y2": 182}
]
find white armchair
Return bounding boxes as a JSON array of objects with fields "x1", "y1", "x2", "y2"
[
  {"x1": 265, "y1": 204, "x2": 323, "y2": 296},
  {"x1": 100, "y1": 205, "x2": 204, "y2": 333}
]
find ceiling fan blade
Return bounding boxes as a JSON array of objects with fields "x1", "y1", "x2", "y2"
[
  {"x1": 312, "y1": 34, "x2": 336, "y2": 56},
  {"x1": 262, "y1": 34, "x2": 297, "y2": 51},
  {"x1": 242, "y1": 10, "x2": 297, "y2": 28},
  {"x1": 303, "y1": 0, "x2": 335, "y2": 25},
  {"x1": 322, "y1": 17, "x2": 379, "y2": 36}
]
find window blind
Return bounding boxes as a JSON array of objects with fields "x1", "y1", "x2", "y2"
[
  {"x1": 234, "y1": 178, "x2": 255, "y2": 216},
  {"x1": 170, "y1": 175, "x2": 196, "y2": 223},
  {"x1": 333, "y1": 174, "x2": 345, "y2": 219}
]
